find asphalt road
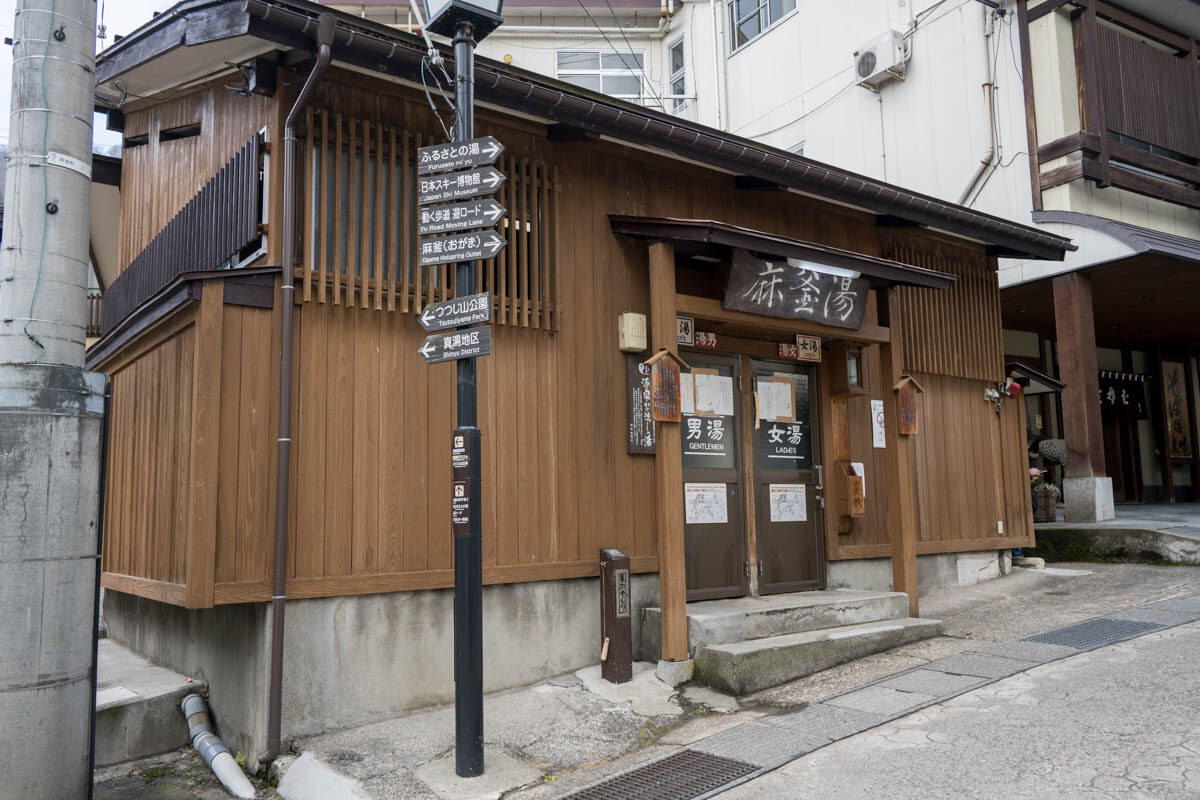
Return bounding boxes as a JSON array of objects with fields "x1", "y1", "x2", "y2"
[{"x1": 722, "y1": 619, "x2": 1200, "y2": 799}]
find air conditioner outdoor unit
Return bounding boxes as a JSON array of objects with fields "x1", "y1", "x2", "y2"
[{"x1": 854, "y1": 30, "x2": 907, "y2": 91}]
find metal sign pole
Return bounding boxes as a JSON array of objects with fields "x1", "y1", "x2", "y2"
[{"x1": 452, "y1": 19, "x2": 485, "y2": 779}]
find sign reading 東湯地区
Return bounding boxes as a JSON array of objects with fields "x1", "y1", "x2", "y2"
[
  {"x1": 418, "y1": 199, "x2": 507, "y2": 236},
  {"x1": 418, "y1": 326, "x2": 493, "y2": 365},
  {"x1": 418, "y1": 166, "x2": 506, "y2": 206},
  {"x1": 418, "y1": 230, "x2": 507, "y2": 268},
  {"x1": 420, "y1": 291, "x2": 492, "y2": 332},
  {"x1": 417, "y1": 136, "x2": 504, "y2": 175},
  {"x1": 723, "y1": 249, "x2": 869, "y2": 330}
]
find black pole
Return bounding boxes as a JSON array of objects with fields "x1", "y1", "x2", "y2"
[{"x1": 452, "y1": 20, "x2": 485, "y2": 779}]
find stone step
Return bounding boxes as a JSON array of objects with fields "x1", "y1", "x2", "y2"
[
  {"x1": 640, "y1": 590, "x2": 910, "y2": 662},
  {"x1": 694, "y1": 617, "x2": 943, "y2": 695},
  {"x1": 95, "y1": 639, "x2": 206, "y2": 767}
]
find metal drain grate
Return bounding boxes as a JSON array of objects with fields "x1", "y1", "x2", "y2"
[
  {"x1": 561, "y1": 750, "x2": 758, "y2": 800},
  {"x1": 1024, "y1": 617, "x2": 1165, "y2": 650}
]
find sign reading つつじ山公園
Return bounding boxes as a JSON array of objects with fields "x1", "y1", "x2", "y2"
[{"x1": 723, "y1": 250, "x2": 869, "y2": 330}]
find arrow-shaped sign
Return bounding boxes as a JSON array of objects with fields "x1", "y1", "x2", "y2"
[
  {"x1": 419, "y1": 325, "x2": 493, "y2": 365},
  {"x1": 417, "y1": 136, "x2": 505, "y2": 175},
  {"x1": 417, "y1": 199, "x2": 507, "y2": 237},
  {"x1": 417, "y1": 166, "x2": 506, "y2": 206},
  {"x1": 419, "y1": 291, "x2": 492, "y2": 332},
  {"x1": 418, "y1": 230, "x2": 507, "y2": 268}
]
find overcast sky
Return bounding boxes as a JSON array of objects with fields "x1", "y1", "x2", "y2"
[{"x1": 0, "y1": 0, "x2": 174, "y2": 147}]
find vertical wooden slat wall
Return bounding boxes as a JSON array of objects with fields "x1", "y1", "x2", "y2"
[{"x1": 100, "y1": 74, "x2": 1036, "y2": 607}]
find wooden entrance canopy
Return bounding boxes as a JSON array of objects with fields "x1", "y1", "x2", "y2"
[{"x1": 608, "y1": 216, "x2": 959, "y2": 291}]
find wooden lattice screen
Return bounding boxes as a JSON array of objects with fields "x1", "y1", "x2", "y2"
[{"x1": 296, "y1": 109, "x2": 559, "y2": 330}]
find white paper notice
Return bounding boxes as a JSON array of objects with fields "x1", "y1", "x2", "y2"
[
  {"x1": 769, "y1": 484, "x2": 807, "y2": 522},
  {"x1": 685, "y1": 482, "x2": 728, "y2": 524},
  {"x1": 756, "y1": 380, "x2": 794, "y2": 422},
  {"x1": 680, "y1": 373, "x2": 696, "y2": 416},
  {"x1": 871, "y1": 399, "x2": 886, "y2": 448},
  {"x1": 850, "y1": 461, "x2": 865, "y2": 495},
  {"x1": 694, "y1": 374, "x2": 735, "y2": 417}
]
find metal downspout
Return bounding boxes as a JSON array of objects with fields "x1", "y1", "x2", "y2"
[{"x1": 264, "y1": 11, "x2": 336, "y2": 764}]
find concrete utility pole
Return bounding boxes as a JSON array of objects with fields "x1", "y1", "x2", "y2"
[{"x1": 0, "y1": 1, "x2": 104, "y2": 798}]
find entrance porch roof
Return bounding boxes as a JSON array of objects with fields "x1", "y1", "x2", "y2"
[{"x1": 608, "y1": 216, "x2": 958, "y2": 291}]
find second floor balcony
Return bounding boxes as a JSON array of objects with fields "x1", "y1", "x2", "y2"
[{"x1": 1024, "y1": 0, "x2": 1200, "y2": 213}]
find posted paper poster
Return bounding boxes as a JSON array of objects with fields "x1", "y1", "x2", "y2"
[
  {"x1": 871, "y1": 399, "x2": 886, "y2": 448},
  {"x1": 694, "y1": 373, "x2": 735, "y2": 417},
  {"x1": 769, "y1": 484, "x2": 807, "y2": 522},
  {"x1": 680, "y1": 373, "x2": 695, "y2": 416},
  {"x1": 685, "y1": 482, "x2": 728, "y2": 525},
  {"x1": 757, "y1": 379, "x2": 794, "y2": 422}
]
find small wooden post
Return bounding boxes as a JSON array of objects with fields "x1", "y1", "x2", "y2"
[
  {"x1": 880, "y1": 289, "x2": 919, "y2": 617},
  {"x1": 599, "y1": 548, "x2": 633, "y2": 684},
  {"x1": 648, "y1": 241, "x2": 688, "y2": 662}
]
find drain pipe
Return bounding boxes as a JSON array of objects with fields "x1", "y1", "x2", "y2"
[
  {"x1": 958, "y1": 7, "x2": 997, "y2": 205},
  {"x1": 264, "y1": 11, "x2": 336, "y2": 764},
  {"x1": 182, "y1": 694, "x2": 256, "y2": 799}
]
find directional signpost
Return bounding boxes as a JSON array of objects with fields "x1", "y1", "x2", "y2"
[
  {"x1": 418, "y1": 326, "x2": 493, "y2": 365},
  {"x1": 419, "y1": 291, "x2": 492, "y2": 332},
  {"x1": 418, "y1": 230, "x2": 506, "y2": 268},
  {"x1": 417, "y1": 165, "x2": 506, "y2": 206},
  {"x1": 417, "y1": 135, "x2": 504, "y2": 174},
  {"x1": 418, "y1": 199, "x2": 507, "y2": 236}
]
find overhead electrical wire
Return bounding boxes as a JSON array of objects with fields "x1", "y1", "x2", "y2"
[{"x1": 574, "y1": 0, "x2": 664, "y2": 109}]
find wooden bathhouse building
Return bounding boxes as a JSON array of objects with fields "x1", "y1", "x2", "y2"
[{"x1": 90, "y1": 0, "x2": 1073, "y2": 763}]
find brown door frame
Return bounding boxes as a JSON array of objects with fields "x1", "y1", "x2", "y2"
[
  {"x1": 747, "y1": 356, "x2": 827, "y2": 594},
  {"x1": 680, "y1": 349, "x2": 750, "y2": 601}
]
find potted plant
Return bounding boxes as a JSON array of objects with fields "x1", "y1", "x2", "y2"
[{"x1": 1029, "y1": 467, "x2": 1060, "y2": 523}]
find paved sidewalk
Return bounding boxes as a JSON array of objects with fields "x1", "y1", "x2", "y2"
[
  {"x1": 93, "y1": 563, "x2": 1200, "y2": 799},
  {"x1": 1033, "y1": 504, "x2": 1200, "y2": 564},
  {"x1": 530, "y1": 590, "x2": 1200, "y2": 799},
  {"x1": 724, "y1": 616, "x2": 1200, "y2": 799}
]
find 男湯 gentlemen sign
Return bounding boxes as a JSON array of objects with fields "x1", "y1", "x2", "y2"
[{"x1": 723, "y1": 250, "x2": 869, "y2": 330}]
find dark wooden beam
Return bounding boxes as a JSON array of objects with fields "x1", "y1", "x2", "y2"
[
  {"x1": 874, "y1": 214, "x2": 922, "y2": 228},
  {"x1": 1037, "y1": 130, "x2": 1101, "y2": 162},
  {"x1": 734, "y1": 175, "x2": 787, "y2": 192},
  {"x1": 1074, "y1": 4, "x2": 1112, "y2": 186},
  {"x1": 1017, "y1": 0, "x2": 1044, "y2": 211},
  {"x1": 1095, "y1": 0, "x2": 1192, "y2": 52},
  {"x1": 546, "y1": 124, "x2": 600, "y2": 143},
  {"x1": 1027, "y1": 0, "x2": 1076, "y2": 23}
]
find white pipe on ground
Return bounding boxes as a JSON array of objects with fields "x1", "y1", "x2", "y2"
[{"x1": 180, "y1": 694, "x2": 257, "y2": 800}]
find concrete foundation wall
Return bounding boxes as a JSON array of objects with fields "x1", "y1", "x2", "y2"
[
  {"x1": 104, "y1": 574, "x2": 659, "y2": 764},
  {"x1": 103, "y1": 592, "x2": 271, "y2": 764},
  {"x1": 827, "y1": 550, "x2": 1014, "y2": 597}
]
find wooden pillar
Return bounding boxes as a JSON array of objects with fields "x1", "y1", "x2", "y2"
[
  {"x1": 1154, "y1": 342, "x2": 1175, "y2": 503},
  {"x1": 1053, "y1": 272, "x2": 1106, "y2": 478},
  {"x1": 648, "y1": 242, "x2": 688, "y2": 661},
  {"x1": 880, "y1": 289, "x2": 919, "y2": 617},
  {"x1": 185, "y1": 279, "x2": 224, "y2": 609}
]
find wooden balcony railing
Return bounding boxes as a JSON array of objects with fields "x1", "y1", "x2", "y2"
[{"x1": 1031, "y1": 1, "x2": 1200, "y2": 209}]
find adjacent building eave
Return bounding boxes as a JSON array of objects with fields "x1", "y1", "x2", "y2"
[{"x1": 609, "y1": 215, "x2": 959, "y2": 290}]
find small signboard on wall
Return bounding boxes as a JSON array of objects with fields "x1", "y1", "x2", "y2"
[{"x1": 625, "y1": 354, "x2": 656, "y2": 455}]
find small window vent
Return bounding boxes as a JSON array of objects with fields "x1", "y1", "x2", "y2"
[{"x1": 160, "y1": 123, "x2": 201, "y2": 142}]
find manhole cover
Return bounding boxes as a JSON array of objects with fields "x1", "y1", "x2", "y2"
[
  {"x1": 561, "y1": 750, "x2": 757, "y2": 800},
  {"x1": 1023, "y1": 617, "x2": 1165, "y2": 650}
]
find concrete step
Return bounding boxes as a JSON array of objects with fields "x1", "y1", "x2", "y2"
[
  {"x1": 694, "y1": 617, "x2": 943, "y2": 695},
  {"x1": 95, "y1": 639, "x2": 206, "y2": 766},
  {"x1": 641, "y1": 590, "x2": 910, "y2": 662}
]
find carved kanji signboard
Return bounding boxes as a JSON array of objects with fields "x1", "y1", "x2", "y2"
[{"x1": 723, "y1": 249, "x2": 869, "y2": 330}]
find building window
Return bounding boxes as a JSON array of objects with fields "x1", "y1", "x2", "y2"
[
  {"x1": 668, "y1": 39, "x2": 687, "y2": 113},
  {"x1": 556, "y1": 50, "x2": 647, "y2": 104},
  {"x1": 728, "y1": 0, "x2": 796, "y2": 50},
  {"x1": 790, "y1": 142, "x2": 805, "y2": 156}
]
